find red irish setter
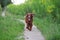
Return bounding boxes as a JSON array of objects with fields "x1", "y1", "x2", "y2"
[{"x1": 25, "y1": 13, "x2": 34, "y2": 31}]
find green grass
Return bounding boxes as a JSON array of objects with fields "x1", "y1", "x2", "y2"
[
  {"x1": 0, "y1": 16, "x2": 24, "y2": 40},
  {"x1": 34, "y1": 17, "x2": 60, "y2": 40},
  {"x1": 0, "y1": 6, "x2": 24, "y2": 40},
  {"x1": 0, "y1": 3, "x2": 60, "y2": 40},
  {"x1": 5, "y1": 11, "x2": 24, "y2": 19}
]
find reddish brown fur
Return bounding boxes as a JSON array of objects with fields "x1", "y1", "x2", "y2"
[{"x1": 25, "y1": 13, "x2": 33, "y2": 31}]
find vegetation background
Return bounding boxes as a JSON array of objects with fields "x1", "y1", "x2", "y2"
[{"x1": 0, "y1": 0, "x2": 60, "y2": 40}]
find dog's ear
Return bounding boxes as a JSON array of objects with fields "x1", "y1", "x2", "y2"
[{"x1": 32, "y1": 14, "x2": 34, "y2": 16}]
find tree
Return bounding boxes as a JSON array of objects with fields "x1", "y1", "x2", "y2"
[{"x1": 0, "y1": 0, "x2": 11, "y2": 17}]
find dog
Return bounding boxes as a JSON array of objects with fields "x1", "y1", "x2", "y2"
[{"x1": 25, "y1": 13, "x2": 34, "y2": 31}]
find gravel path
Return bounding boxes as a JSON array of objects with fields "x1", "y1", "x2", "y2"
[{"x1": 18, "y1": 19, "x2": 45, "y2": 40}]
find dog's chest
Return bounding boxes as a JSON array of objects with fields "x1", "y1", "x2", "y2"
[{"x1": 28, "y1": 15, "x2": 31, "y2": 21}]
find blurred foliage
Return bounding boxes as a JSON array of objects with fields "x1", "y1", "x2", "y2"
[
  {"x1": 0, "y1": 0, "x2": 11, "y2": 8},
  {"x1": 0, "y1": 0, "x2": 60, "y2": 40},
  {"x1": 7, "y1": 0, "x2": 60, "y2": 40},
  {"x1": 7, "y1": 0, "x2": 60, "y2": 22},
  {"x1": 0, "y1": 16, "x2": 24, "y2": 40}
]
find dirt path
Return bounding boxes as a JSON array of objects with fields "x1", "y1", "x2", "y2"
[{"x1": 17, "y1": 19, "x2": 45, "y2": 40}]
